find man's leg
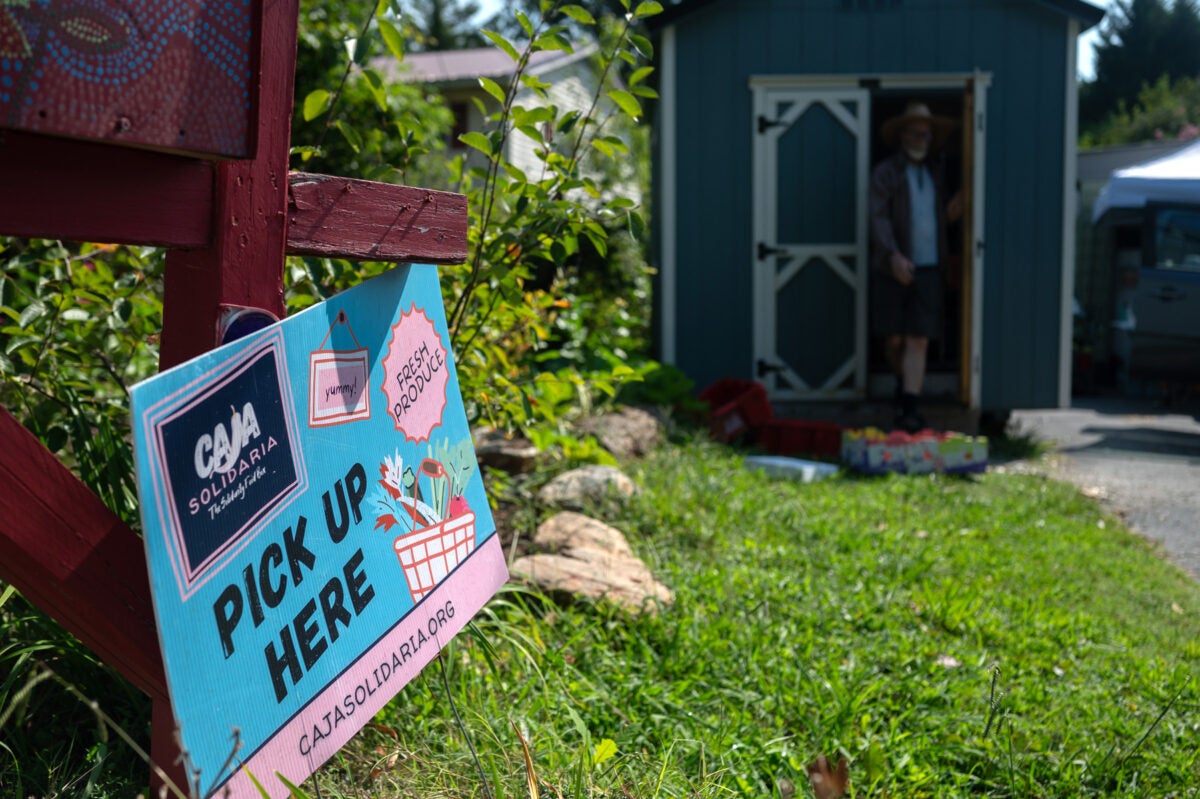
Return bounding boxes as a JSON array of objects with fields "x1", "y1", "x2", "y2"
[
  {"x1": 901, "y1": 335, "x2": 928, "y2": 395},
  {"x1": 885, "y1": 334, "x2": 905, "y2": 409},
  {"x1": 897, "y1": 335, "x2": 929, "y2": 431}
]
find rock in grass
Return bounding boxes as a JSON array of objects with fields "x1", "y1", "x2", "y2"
[
  {"x1": 575, "y1": 406, "x2": 665, "y2": 460},
  {"x1": 509, "y1": 511, "x2": 673, "y2": 614},
  {"x1": 536, "y1": 464, "x2": 637, "y2": 508},
  {"x1": 473, "y1": 427, "x2": 540, "y2": 474}
]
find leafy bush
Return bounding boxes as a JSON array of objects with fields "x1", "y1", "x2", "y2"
[
  {"x1": 283, "y1": 1, "x2": 673, "y2": 468},
  {"x1": 0, "y1": 239, "x2": 163, "y2": 525}
]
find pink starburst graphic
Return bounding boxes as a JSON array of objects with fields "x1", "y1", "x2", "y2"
[{"x1": 381, "y1": 304, "x2": 449, "y2": 443}]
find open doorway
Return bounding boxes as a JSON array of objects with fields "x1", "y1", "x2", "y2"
[
  {"x1": 867, "y1": 89, "x2": 968, "y2": 404},
  {"x1": 749, "y1": 73, "x2": 986, "y2": 409}
]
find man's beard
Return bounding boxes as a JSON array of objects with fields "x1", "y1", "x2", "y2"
[{"x1": 904, "y1": 145, "x2": 928, "y2": 162}]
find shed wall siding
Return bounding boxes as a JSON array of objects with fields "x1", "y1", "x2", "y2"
[{"x1": 664, "y1": 0, "x2": 1070, "y2": 409}]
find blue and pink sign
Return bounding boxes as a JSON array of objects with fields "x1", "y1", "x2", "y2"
[{"x1": 131, "y1": 264, "x2": 507, "y2": 797}]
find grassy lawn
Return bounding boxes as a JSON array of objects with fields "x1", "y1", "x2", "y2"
[{"x1": 3, "y1": 434, "x2": 1199, "y2": 797}]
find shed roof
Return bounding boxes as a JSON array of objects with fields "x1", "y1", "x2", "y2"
[
  {"x1": 650, "y1": 0, "x2": 1105, "y2": 31},
  {"x1": 395, "y1": 44, "x2": 597, "y2": 85}
]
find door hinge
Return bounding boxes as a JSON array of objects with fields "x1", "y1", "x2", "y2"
[
  {"x1": 757, "y1": 115, "x2": 783, "y2": 134},
  {"x1": 757, "y1": 359, "x2": 785, "y2": 378},
  {"x1": 757, "y1": 241, "x2": 788, "y2": 260}
]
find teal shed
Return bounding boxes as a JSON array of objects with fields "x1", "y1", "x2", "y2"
[{"x1": 649, "y1": 0, "x2": 1104, "y2": 422}]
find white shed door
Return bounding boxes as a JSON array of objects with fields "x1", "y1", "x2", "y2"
[{"x1": 751, "y1": 86, "x2": 870, "y2": 400}]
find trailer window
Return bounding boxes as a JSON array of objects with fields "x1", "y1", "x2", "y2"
[{"x1": 1152, "y1": 207, "x2": 1200, "y2": 273}]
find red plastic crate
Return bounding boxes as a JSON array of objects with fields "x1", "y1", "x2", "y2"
[
  {"x1": 757, "y1": 418, "x2": 843, "y2": 458},
  {"x1": 698, "y1": 379, "x2": 774, "y2": 442}
]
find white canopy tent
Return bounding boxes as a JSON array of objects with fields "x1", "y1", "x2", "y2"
[{"x1": 1092, "y1": 139, "x2": 1200, "y2": 222}]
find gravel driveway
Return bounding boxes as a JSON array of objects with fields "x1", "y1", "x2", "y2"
[{"x1": 1010, "y1": 396, "x2": 1200, "y2": 580}]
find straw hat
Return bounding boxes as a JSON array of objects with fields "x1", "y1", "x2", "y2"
[{"x1": 881, "y1": 101, "x2": 956, "y2": 147}]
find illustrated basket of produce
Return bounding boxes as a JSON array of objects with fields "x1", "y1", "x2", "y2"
[
  {"x1": 375, "y1": 449, "x2": 482, "y2": 603},
  {"x1": 393, "y1": 511, "x2": 477, "y2": 602}
]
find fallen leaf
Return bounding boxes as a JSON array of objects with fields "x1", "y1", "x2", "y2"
[{"x1": 806, "y1": 754, "x2": 850, "y2": 799}]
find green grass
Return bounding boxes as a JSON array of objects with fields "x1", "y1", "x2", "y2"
[{"x1": 3, "y1": 435, "x2": 1199, "y2": 797}]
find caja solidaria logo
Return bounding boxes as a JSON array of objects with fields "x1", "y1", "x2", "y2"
[
  {"x1": 150, "y1": 334, "x2": 306, "y2": 597},
  {"x1": 191, "y1": 401, "x2": 272, "y2": 499}
]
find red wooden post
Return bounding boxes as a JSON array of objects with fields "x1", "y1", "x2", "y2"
[
  {"x1": 152, "y1": 0, "x2": 302, "y2": 785},
  {"x1": 158, "y1": 0, "x2": 299, "y2": 369}
]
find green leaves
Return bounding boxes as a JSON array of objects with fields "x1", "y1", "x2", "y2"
[
  {"x1": 459, "y1": 130, "x2": 495, "y2": 158},
  {"x1": 302, "y1": 88, "x2": 331, "y2": 122},
  {"x1": 633, "y1": 0, "x2": 664, "y2": 19},
  {"x1": 483, "y1": 29, "x2": 521, "y2": 62},
  {"x1": 560, "y1": 4, "x2": 596, "y2": 25},
  {"x1": 0, "y1": 239, "x2": 162, "y2": 525},
  {"x1": 376, "y1": 15, "x2": 405, "y2": 63},
  {"x1": 479, "y1": 76, "x2": 508, "y2": 105},
  {"x1": 335, "y1": 119, "x2": 364, "y2": 153},
  {"x1": 17, "y1": 300, "x2": 46, "y2": 329},
  {"x1": 607, "y1": 89, "x2": 642, "y2": 120}
]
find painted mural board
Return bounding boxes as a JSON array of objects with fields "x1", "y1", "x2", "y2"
[
  {"x1": 1, "y1": 0, "x2": 253, "y2": 157},
  {"x1": 131, "y1": 264, "x2": 506, "y2": 797}
]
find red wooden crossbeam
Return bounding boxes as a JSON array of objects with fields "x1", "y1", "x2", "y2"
[
  {"x1": 286, "y1": 174, "x2": 468, "y2": 263},
  {"x1": 0, "y1": 407, "x2": 167, "y2": 703},
  {"x1": 0, "y1": 146, "x2": 468, "y2": 258},
  {"x1": 0, "y1": 0, "x2": 470, "y2": 790},
  {"x1": 0, "y1": 130, "x2": 213, "y2": 248}
]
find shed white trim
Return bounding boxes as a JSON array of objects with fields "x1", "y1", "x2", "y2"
[
  {"x1": 660, "y1": 25, "x2": 678, "y2": 365},
  {"x1": 750, "y1": 73, "x2": 985, "y2": 90},
  {"x1": 1060, "y1": 19, "x2": 1080, "y2": 408},
  {"x1": 970, "y1": 74, "x2": 989, "y2": 411}
]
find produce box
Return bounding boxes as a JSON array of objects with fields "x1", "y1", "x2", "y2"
[{"x1": 842, "y1": 427, "x2": 988, "y2": 475}]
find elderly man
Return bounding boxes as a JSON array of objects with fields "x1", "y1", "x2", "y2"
[{"x1": 869, "y1": 101, "x2": 959, "y2": 433}]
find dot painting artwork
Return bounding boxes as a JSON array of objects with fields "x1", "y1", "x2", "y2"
[{"x1": 0, "y1": 0, "x2": 253, "y2": 157}]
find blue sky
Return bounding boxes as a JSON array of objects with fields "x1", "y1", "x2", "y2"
[{"x1": 473, "y1": 0, "x2": 1115, "y2": 80}]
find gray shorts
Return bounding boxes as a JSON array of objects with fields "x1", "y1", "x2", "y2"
[{"x1": 872, "y1": 267, "x2": 943, "y2": 339}]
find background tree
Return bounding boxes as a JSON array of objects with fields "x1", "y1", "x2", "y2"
[
  {"x1": 1081, "y1": 74, "x2": 1200, "y2": 146},
  {"x1": 405, "y1": 0, "x2": 486, "y2": 50},
  {"x1": 292, "y1": 0, "x2": 454, "y2": 185},
  {"x1": 1080, "y1": 0, "x2": 1200, "y2": 137},
  {"x1": 484, "y1": 0, "x2": 629, "y2": 39}
]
